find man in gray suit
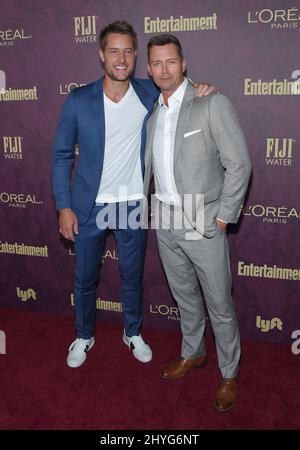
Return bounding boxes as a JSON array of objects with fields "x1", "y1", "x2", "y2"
[{"x1": 145, "y1": 34, "x2": 251, "y2": 412}]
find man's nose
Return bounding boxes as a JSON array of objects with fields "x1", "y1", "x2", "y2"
[
  {"x1": 119, "y1": 52, "x2": 126, "y2": 63},
  {"x1": 161, "y1": 63, "x2": 168, "y2": 73}
]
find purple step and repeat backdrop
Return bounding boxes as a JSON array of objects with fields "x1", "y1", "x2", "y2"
[{"x1": 0, "y1": 0, "x2": 299, "y2": 344}]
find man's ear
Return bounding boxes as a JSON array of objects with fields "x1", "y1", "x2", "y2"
[
  {"x1": 147, "y1": 64, "x2": 152, "y2": 77},
  {"x1": 99, "y1": 49, "x2": 104, "y2": 63},
  {"x1": 182, "y1": 59, "x2": 187, "y2": 74}
]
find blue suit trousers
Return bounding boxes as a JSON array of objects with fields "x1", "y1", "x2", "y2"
[{"x1": 74, "y1": 202, "x2": 147, "y2": 339}]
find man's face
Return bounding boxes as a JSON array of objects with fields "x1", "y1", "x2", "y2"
[
  {"x1": 99, "y1": 33, "x2": 136, "y2": 82},
  {"x1": 148, "y1": 43, "x2": 186, "y2": 96}
]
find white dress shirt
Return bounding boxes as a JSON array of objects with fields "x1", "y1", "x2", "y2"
[{"x1": 152, "y1": 78, "x2": 188, "y2": 205}]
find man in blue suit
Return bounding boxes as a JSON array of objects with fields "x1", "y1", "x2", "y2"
[{"x1": 52, "y1": 21, "x2": 213, "y2": 368}]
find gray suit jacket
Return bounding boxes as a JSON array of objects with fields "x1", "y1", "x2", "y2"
[{"x1": 143, "y1": 81, "x2": 251, "y2": 237}]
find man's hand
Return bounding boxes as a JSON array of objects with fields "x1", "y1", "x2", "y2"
[
  {"x1": 190, "y1": 79, "x2": 218, "y2": 97},
  {"x1": 216, "y1": 218, "x2": 227, "y2": 231},
  {"x1": 59, "y1": 208, "x2": 78, "y2": 242}
]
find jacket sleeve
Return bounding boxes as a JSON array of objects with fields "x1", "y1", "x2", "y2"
[
  {"x1": 209, "y1": 94, "x2": 252, "y2": 223},
  {"x1": 51, "y1": 91, "x2": 78, "y2": 211}
]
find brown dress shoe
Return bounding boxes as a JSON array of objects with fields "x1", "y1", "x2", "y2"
[
  {"x1": 214, "y1": 378, "x2": 237, "y2": 412},
  {"x1": 160, "y1": 355, "x2": 207, "y2": 379}
]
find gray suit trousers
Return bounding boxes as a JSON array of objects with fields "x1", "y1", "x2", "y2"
[{"x1": 156, "y1": 207, "x2": 240, "y2": 378}]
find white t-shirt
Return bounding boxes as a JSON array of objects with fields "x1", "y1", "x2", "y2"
[{"x1": 96, "y1": 83, "x2": 147, "y2": 203}]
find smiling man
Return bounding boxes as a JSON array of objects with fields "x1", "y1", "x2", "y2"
[
  {"x1": 145, "y1": 34, "x2": 251, "y2": 412},
  {"x1": 52, "y1": 21, "x2": 214, "y2": 369}
]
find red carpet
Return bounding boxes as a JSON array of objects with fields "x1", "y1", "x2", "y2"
[{"x1": 0, "y1": 308, "x2": 299, "y2": 430}]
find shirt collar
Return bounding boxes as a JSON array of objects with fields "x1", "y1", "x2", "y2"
[{"x1": 158, "y1": 77, "x2": 188, "y2": 108}]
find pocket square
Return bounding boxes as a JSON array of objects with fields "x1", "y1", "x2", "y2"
[{"x1": 184, "y1": 129, "x2": 202, "y2": 138}]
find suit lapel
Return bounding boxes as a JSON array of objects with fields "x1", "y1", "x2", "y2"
[
  {"x1": 130, "y1": 78, "x2": 154, "y2": 114},
  {"x1": 174, "y1": 82, "x2": 195, "y2": 166},
  {"x1": 91, "y1": 77, "x2": 105, "y2": 152},
  {"x1": 145, "y1": 102, "x2": 159, "y2": 178},
  {"x1": 131, "y1": 78, "x2": 157, "y2": 175},
  {"x1": 146, "y1": 102, "x2": 159, "y2": 159}
]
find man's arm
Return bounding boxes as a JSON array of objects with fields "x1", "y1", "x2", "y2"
[
  {"x1": 143, "y1": 77, "x2": 216, "y2": 99},
  {"x1": 52, "y1": 91, "x2": 78, "y2": 241},
  {"x1": 188, "y1": 78, "x2": 217, "y2": 97},
  {"x1": 209, "y1": 94, "x2": 252, "y2": 224}
]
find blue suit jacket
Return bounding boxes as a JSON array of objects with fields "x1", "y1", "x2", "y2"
[{"x1": 52, "y1": 77, "x2": 159, "y2": 225}]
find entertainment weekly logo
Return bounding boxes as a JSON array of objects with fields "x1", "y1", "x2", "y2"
[{"x1": 94, "y1": 188, "x2": 205, "y2": 240}]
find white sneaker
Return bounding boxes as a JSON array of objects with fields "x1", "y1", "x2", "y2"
[
  {"x1": 67, "y1": 337, "x2": 95, "y2": 368},
  {"x1": 122, "y1": 331, "x2": 152, "y2": 363}
]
